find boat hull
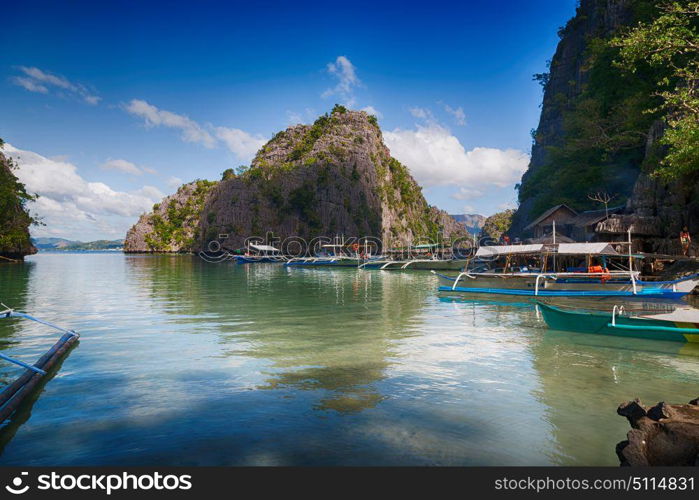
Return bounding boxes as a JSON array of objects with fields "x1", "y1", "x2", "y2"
[
  {"x1": 284, "y1": 257, "x2": 362, "y2": 268},
  {"x1": 362, "y1": 259, "x2": 467, "y2": 271},
  {"x1": 435, "y1": 273, "x2": 689, "y2": 299},
  {"x1": 538, "y1": 303, "x2": 699, "y2": 343},
  {"x1": 235, "y1": 256, "x2": 285, "y2": 264}
]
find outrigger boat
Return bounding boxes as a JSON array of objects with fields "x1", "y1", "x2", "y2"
[
  {"x1": 235, "y1": 243, "x2": 287, "y2": 264},
  {"x1": 435, "y1": 242, "x2": 699, "y2": 299},
  {"x1": 360, "y1": 244, "x2": 468, "y2": 271},
  {"x1": 0, "y1": 304, "x2": 79, "y2": 422},
  {"x1": 538, "y1": 302, "x2": 699, "y2": 343},
  {"x1": 285, "y1": 243, "x2": 375, "y2": 268}
]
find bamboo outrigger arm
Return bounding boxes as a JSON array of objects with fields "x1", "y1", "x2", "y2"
[{"x1": 0, "y1": 304, "x2": 80, "y2": 423}]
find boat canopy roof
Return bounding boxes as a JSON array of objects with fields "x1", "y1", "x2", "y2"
[
  {"x1": 475, "y1": 244, "x2": 544, "y2": 257},
  {"x1": 250, "y1": 243, "x2": 280, "y2": 252},
  {"x1": 555, "y1": 242, "x2": 619, "y2": 255}
]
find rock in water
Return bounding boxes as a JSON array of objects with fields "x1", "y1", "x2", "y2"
[
  {"x1": 0, "y1": 150, "x2": 37, "y2": 260},
  {"x1": 617, "y1": 398, "x2": 699, "y2": 466},
  {"x1": 125, "y1": 107, "x2": 466, "y2": 253}
]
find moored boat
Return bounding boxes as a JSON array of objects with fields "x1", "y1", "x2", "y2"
[
  {"x1": 360, "y1": 243, "x2": 468, "y2": 271},
  {"x1": 435, "y1": 242, "x2": 699, "y2": 299},
  {"x1": 284, "y1": 243, "x2": 374, "y2": 268},
  {"x1": 234, "y1": 243, "x2": 286, "y2": 263},
  {"x1": 538, "y1": 302, "x2": 699, "y2": 343}
]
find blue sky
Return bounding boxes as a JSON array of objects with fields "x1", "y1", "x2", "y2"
[{"x1": 0, "y1": 0, "x2": 577, "y2": 240}]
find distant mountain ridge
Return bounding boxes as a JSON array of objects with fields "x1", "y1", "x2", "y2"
[
  {"x1": 32, "y1": 238, "x2": 124, "y2": 251},
  {"x1": 449, "y1": 214, "x2": 486, "y2": 235}
]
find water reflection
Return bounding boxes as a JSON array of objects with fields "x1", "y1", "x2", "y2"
[
  {"x1": 530, "y1": 317, "x2": 699, "y2": 465},
  {"x1": 0, "y1": 261, "x2": 58, "y2": 450},
  {"x1": 124, "y1": 258, "x2": 429, "y2": 414},
  {"x1": 0, "y1": 262, "x2": 34, "y2": 383},
  {"x1": 0, "y1": 254, "x2": 696, "y2": 465}
]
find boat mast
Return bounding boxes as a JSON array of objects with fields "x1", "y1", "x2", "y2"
[
  {"x1": 627, "y1": 229, "x2": 633, "y2": 273},
  {"x1": 552, "y1": 220, "x2": 557, "y2": 272}
]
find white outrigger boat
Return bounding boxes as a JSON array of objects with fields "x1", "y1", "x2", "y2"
[
  {"x1": 234, "y1": 243, "x2": 287, "y2": 264},
  {"x1": 435, "y1": 242, "x2": 699, "y2": 299},
  {"x1": 359, "y1": 244, "x2": 467, "y2": 271},
  {"x1": 285, "y1": 243, "x2": 378, "y2": 268}
]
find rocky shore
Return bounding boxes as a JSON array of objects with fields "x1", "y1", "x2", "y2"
[{"x1": 617, "y1": 398, "x2": 699, "y2": 466}]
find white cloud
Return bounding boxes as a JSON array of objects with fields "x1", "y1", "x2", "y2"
[
  {"x1": 12, "y1": 76, "x2": 48, "y2": 94},
  {"x1": 2, "y1": 143, "x2": 163, "y2": 240},
  {"x1": 322, "y1": 56, "x2": 361, "y2": 106},
  {"x1": 101, "y1": 158, "x2": 142, "y2": 175},
  {"x1": 125, "y1": 99, "x2": 216, "y2": 148},
  {"x1": 360, "y1": 106, "x2": 382, "y2": 118},
  {"x1": 383, "y1": 122, "x2": 529, "y2": 189},
  {"x1": 124, "y1": 99, "x2": 265, "y2": 159},
  {"x1": 451, "y1": 187, "x2": 484, "y2": 200},
  {"x1": 12, "y1": 66, "x2": 101, "y2": 104},
  {"x1": 286, "y1": 108, "x2": 318, "y2": 125},
  {"x1": 442, "y1": 103, "x2": 466, "y2": 126},
  {"x1": 215, "y1": 127, "x2": 267, "y2": 161},
  {"x1": 409, "y1": 107, "x2": 431, "y2": 120},
  {"x1": 498, "y1": 201, "x2": 518, "y2": 211},
  {"x1": 166, "y1": 176, "x2": 184, "y2": 189},
  {"x1": 286, "y1": 110, "x2": 304, "y2": 125}
]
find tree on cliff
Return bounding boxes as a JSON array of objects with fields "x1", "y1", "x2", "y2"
[
  {"x1": 613, "y1": 1, "x2": 699, "y2": 179},
  {"x1": 0, "y1": 139, "x2": 39, "y2": 258}
]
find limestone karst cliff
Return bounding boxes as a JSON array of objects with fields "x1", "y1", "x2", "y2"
[
  {"x1": 512, "y1": 0, "x2": 699, "y2": 247},
  {"x1": 125, "y1": 107, "x2": 466, "y2": 252}
]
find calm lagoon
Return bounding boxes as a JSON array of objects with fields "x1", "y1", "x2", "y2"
[{"x1": 0, "y1": 253, "x2": 696, "y2": 465}]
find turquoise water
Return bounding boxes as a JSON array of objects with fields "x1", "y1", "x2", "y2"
[{"x1": 0, "y1": 253, "x2": 697, "y2": 466}]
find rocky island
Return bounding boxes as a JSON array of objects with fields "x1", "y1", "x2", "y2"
[{"x1": 125, "y1": 106, "x2": 466, "y2": 252}]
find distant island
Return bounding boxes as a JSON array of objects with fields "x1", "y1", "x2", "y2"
[{"x1": 32, "y1": 237, "x2": 124, "y2": 252}]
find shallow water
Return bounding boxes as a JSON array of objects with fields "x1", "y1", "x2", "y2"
[{"x1": 0, "y1": 253, "x2": 696, "y2": 466}]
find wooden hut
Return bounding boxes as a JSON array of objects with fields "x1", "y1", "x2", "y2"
[{"x1": 523, "y1": 204, "x2": 578, "y2": 239}]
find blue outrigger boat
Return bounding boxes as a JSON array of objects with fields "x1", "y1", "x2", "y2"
[
  {"x1": 435, "y1": 242, "x2": 699, "y2": 299},
  {"x1": 538, "y1": 302, "x2": 699, "y2": 343}
]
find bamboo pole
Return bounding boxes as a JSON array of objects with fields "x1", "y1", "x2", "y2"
[{"x1": 0, "y1": 332, "x2": 79, "y2": 422}]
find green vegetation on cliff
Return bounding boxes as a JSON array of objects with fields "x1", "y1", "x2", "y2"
[
  {"x1": 520, "y1": 0, "x2": 667, "y2": 217},
  {"x1": 144, "y1": 180, "x2": 216, "y2": 251},
  {"x1": 0, "y1": 139, "x2": 38, "y2": 258},
  {"x1": 613, "y1": 1, "x2": 699, "y2": 179},
  {"x1": 480, "y1": 210, "x2": 515, "y2": 241}
]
